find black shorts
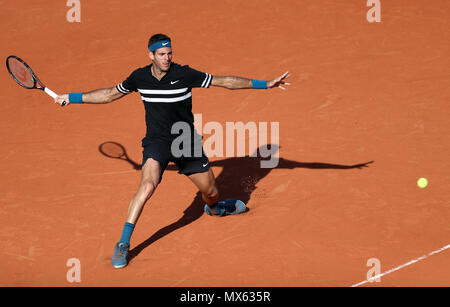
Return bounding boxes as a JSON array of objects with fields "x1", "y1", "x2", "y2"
[{"x1": 142, "y1": 139, "x2": 210, "y2": 182}]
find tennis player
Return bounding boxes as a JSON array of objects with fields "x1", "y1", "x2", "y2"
[{"x1": 55, "y1": 33, "x2": 290, "y2": 269}]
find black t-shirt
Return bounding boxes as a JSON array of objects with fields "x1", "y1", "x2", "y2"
[{"x1": 116, "y1": 63, "x2": 213, "y2": 145}]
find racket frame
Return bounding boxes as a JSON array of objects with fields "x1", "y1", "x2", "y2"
[
  {"x1": 99, "y1": 142, "x2": 127, "y2": 159},
  {"x1": 6, "y1": 55, "x2": 66, "y2": 105}
]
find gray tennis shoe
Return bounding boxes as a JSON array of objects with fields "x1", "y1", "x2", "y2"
[{"x1": 111, "y1": 242, "x2": 130, "y2": 269}]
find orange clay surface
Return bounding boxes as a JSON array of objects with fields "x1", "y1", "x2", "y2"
[{"x1": 0, "y1": 0, "x2": 449, "y2": 286}]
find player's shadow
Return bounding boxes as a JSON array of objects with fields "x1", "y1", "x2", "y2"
[{"x1": 111, "y1": 144, "x2": 374, "y2": 263}]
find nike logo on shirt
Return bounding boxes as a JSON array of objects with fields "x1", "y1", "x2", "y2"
[{"x1": 171, "y1": 80, "x2": 179, "y2": 84}]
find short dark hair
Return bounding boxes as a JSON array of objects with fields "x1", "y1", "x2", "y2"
[{"x1": 148, "y1": 33, "x2": 171, "y2": 51}]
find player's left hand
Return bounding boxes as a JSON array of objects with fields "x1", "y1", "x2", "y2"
[{"x1": 267, "y1": 71, "x2": 291, "y2": 90}]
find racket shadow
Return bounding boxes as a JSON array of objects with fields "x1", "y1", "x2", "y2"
[
  {"x1": 98, "y1": 141, "x2": 142, "y2": 170},
  {"x1": 127, "y1": 144, "x2": 374, "y2": 263}
]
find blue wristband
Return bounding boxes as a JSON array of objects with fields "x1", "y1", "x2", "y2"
[
  {"x1": 69, "y1": 93, "x2": 83, "y2": 104},
  {"x1": 252, "y1": 80, "x2": 267, "y2": 89}
]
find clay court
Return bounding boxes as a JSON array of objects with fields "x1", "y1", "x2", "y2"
[{"x1": 1, "y1": 0, "x2": 449, "y2": 286}]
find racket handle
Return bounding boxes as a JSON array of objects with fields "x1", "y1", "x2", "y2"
[{"x1": 44, "y1": 87, "x2": 67, "y2": 106}]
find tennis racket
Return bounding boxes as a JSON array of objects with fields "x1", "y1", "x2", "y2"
[
  {"x1": 6, "y1": 55, "x2": 67, "y2": 106},
  {"x1": 99, "y1": 141, "x2": 142, "y2": 170}
]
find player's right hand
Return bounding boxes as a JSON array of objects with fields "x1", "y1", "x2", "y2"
[{"x1": 55, "y1": 94, "x2": 70, "y2": 106}]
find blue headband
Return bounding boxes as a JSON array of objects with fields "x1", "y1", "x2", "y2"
[{"x1": 149, "y1": 40, "x2": 172, "y2": 52}]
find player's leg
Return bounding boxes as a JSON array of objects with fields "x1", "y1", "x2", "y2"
[
  {"x1": 126, "y1": 157, "x2": 162, "y2": 224},
  {"x1": 111, "y1": 158, "x2": 162, "y2": 269},
  {"x1": 187, "y1": 169, "x2": 246, "y2": 216},
  {"x1": 111, "y1": 139, "x2": 170, "y2": 269},
  {"x1": 181, "y1": 150, "x2": 246, "y2": 216},
  {"x1": 187, "y1": 168, "x2": 219, "y2": 206}
]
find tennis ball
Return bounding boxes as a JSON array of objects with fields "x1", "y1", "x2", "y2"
[{"x1": 417, "y1": 177, "x2": 428, "y2": 189}]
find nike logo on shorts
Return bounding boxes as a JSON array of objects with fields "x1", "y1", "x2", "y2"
[{"x1": 203, "y1": 162, "x2": 209, "y2": 167}]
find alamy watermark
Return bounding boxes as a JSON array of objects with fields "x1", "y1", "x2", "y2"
[
  {"x1": 66, "y1": 258, "x2": 81, "y2": 283},
  {"x1": 66, "y1": 1, "x2": 381, "y2": 24},
  {"x1": 66, "y1": 0, "x2": 81, "y2": 23},
  {"x1": 171, "y1": 113, "x2": 280, "y2": 168},
  {"x1": 366, "y1": 0, "x2": 381, "y2": 23},
  {"x1": 366, "y1": 257, "x2": 381, "y2": 283}
]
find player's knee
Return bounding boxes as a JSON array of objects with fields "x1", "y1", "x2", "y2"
[
  {"x1": 139, "y1": 180, "x2": 157, "y2": 200},
  {"x1": 204, "y1": 184, "x2": 218, "y2": 200}
]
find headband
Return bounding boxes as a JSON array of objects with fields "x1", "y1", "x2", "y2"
[{"x1": 149, "y1": 40, "x2": 172, "y2": 52}]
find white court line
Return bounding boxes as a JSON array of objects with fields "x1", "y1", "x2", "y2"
[{"x1": 351, "y1": 244, "x2": 450, "y2": 287}]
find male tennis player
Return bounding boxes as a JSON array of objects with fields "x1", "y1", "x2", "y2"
[{"x1": 55, "y1": 34, "x2": 290, "y2": 269}]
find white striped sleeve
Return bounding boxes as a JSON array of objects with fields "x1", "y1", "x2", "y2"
[
  {"x1": 116, "y1": 82, "x2": 131, "y2": 94},
  {"x1": 185, "y1": 66, "x2": 213, "y2": 88},
  {"x1": 201, "y1": 73, "x2": 213, "y2": 88}
]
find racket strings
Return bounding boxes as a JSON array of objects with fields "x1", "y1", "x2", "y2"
[{"x1": 7, "y1": 57, "x2": 34, "y2": 88}]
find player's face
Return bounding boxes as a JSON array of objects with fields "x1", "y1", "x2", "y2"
[{"x1": 150, "y1": 47, "x2": 173, "y2": 72}]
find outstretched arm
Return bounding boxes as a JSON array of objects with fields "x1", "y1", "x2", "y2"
[
  {"x1": 54, "y1": 86, "x2": 125, "y2": 106},
  {"x1": 211, "y1": 71, "x2": 291, "y2": 90}
]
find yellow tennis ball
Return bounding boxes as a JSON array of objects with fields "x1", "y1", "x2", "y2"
[{"x1": 417, "y1": 177, "x2": 428, "y2": 188}]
